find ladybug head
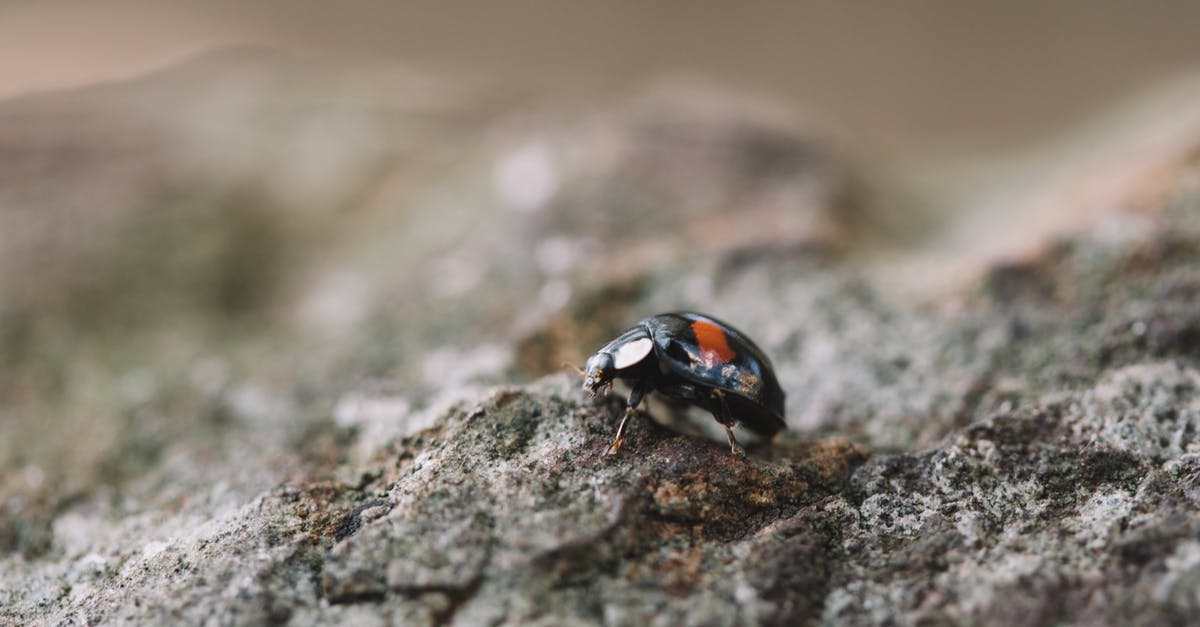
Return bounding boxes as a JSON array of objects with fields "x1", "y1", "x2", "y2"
[{"x1": 582, "y1": 352, "x2": 614, "y2": 397}]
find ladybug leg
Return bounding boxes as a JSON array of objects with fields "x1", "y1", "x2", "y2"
[
  {"x1": 710, "y1": 390, "x2": 745, "y2": 457},
  {"x1": 606, "y1": 381, "x2": 649, "y2": 456},
  {"x1": 722, "y1": 426, "x2": 744, "y2": 457}
]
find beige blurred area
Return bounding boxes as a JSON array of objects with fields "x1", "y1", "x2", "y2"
[{"x1": 4, "y1": 1, "x2": 1200, "y2": 168}]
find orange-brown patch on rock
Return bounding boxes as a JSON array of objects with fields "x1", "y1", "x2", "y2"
[
  {"x1": 801, "y1": 436, "x2": 870, "y2": 476},
  {"x1": 643, "y1": 436, "x2": 868, "y2": 538},
  {"x1": 288, "y1": 481, "x2": 356, "y2": 539},
  {"x1": 647, "y1": 547, "x2": 708, "y2": 596}
]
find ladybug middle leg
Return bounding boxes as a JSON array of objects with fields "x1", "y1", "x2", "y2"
[
  {"x1": 606, "y1": 380, "x2": 650, "y2": 456},
  {"x1": 710, "y1": 389, "x2": 745, "y2": 457}
]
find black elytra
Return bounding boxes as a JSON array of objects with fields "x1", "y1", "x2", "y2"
[{"x1": 581, "y1": 312, "x2": 786, "y2": 456}]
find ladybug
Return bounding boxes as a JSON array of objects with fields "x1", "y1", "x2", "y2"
[{"x1": 582, "y1": 312, "x2": 786, "y2": 456}]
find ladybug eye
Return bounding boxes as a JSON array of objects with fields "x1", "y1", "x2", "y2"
[{"x1": 611, "y1": 337, "x2": 653, "y2": 369}]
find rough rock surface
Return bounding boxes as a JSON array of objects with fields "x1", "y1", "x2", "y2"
[{"x1": 3, "y1": 52, "x2": 1200, "y2": 625}]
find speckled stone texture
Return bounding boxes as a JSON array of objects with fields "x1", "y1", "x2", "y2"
[{"x1": 3, "y1": 52, "x2": 1200, "y2": 626}]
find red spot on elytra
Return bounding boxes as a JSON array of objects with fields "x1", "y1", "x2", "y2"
[{"x1": 691, "y1": 319, "x2": 736, "y2": 367}]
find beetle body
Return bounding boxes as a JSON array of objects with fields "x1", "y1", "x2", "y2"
[{"x1": 583, "y1": 312, "x2": 786, "y2": 455}]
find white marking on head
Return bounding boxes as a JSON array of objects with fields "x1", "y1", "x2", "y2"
[{"x1": 611, "y1": 337, "x2": 653, "y2": 370}]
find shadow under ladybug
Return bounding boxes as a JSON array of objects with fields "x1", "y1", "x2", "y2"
[{"x1": 580, "y1": 312, "x2": 786, "y2": 456}]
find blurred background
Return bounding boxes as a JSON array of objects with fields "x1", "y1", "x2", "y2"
[
  {"x1": 3, "y1": 1, "x2": 1200, "y2": 557},
  {"x1": 5, "y1": 1, "x2": 1200, "y2": 167}
]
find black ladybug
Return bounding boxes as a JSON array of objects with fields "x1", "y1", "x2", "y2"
[{"x1": 582, "y1": 312, "x2": 786, "y2": 456}]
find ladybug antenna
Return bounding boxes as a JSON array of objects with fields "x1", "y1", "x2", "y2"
[{"x1": 561, "y1": 361, "x2": 585, "y2": 377}]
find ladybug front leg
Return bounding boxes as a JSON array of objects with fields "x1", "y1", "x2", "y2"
[
  {"x1": 710, "y1": 389, "x2": 745, "y2": 457},
  {"x1": 605, "y1": 380, "x2": 649, "y2": 456}
]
